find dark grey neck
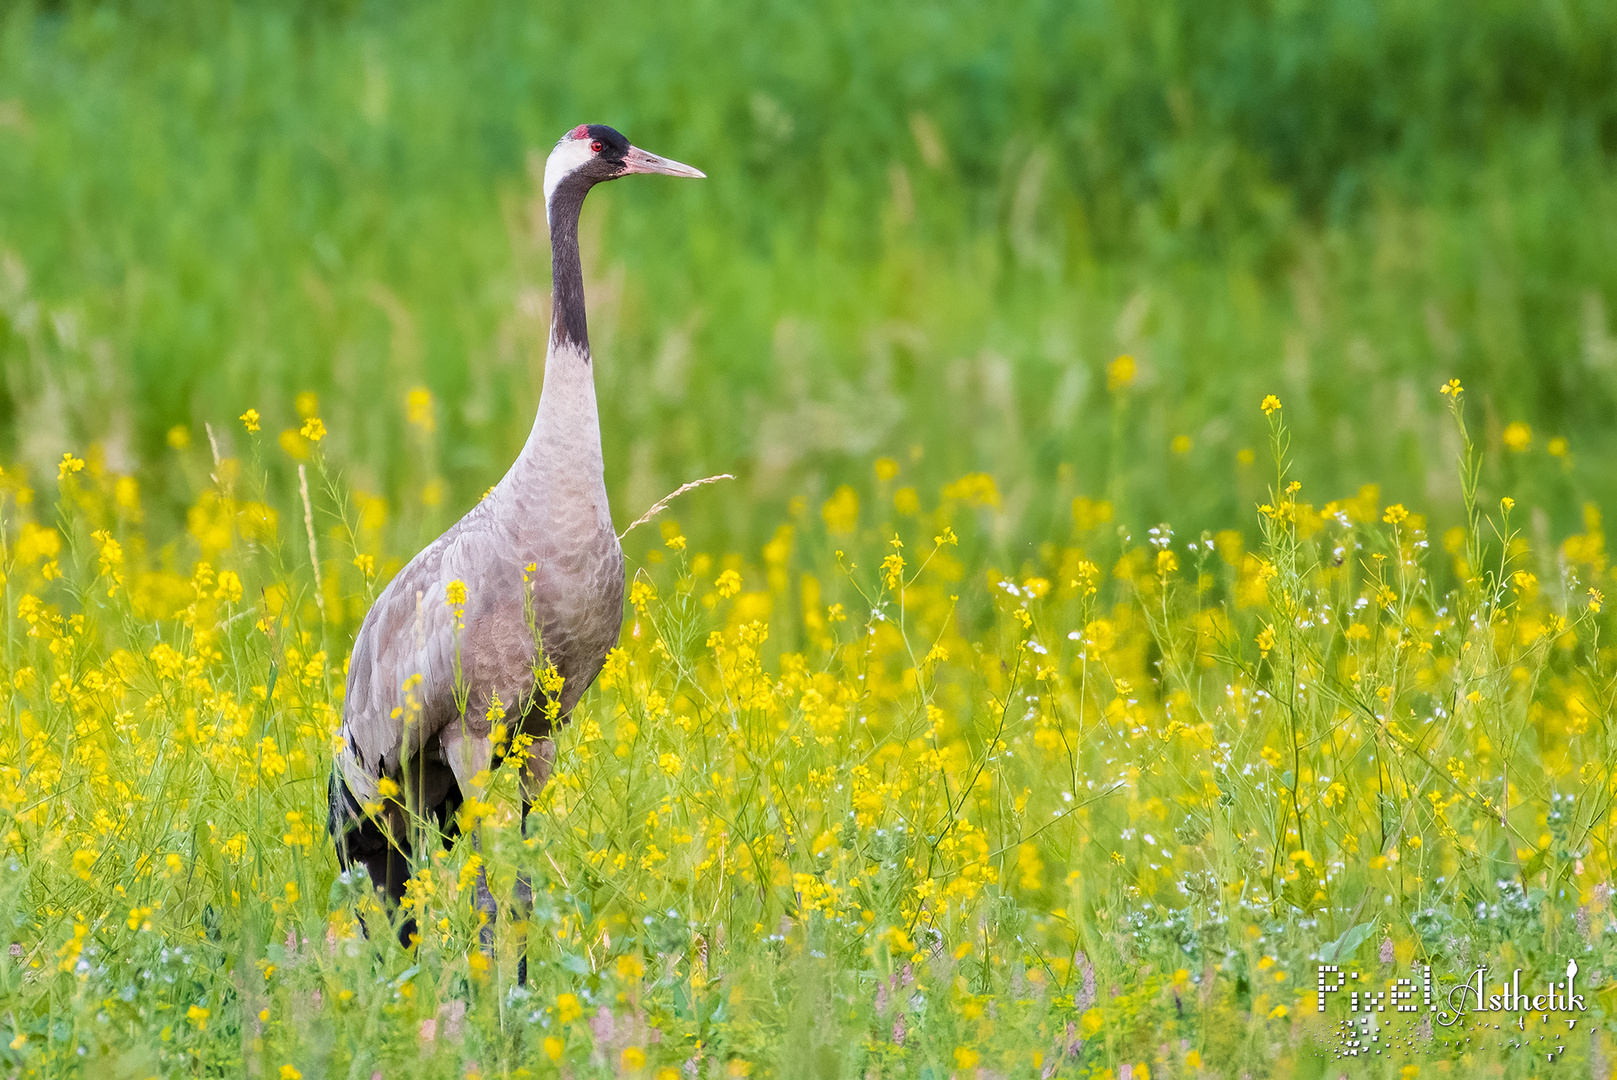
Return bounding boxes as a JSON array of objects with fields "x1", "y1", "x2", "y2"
[{"x1": 548, "y1": 175, "x2": 593, "y2": 355}]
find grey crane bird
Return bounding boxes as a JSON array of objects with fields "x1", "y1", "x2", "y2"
[{"x1": 326, "y1": 124, "x2": 704, "y2": 959}]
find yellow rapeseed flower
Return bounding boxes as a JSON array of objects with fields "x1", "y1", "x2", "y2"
[
  {"x1": 715, "y1": 569, "x2": 742, "y2": 598},
  {"x1": 406, "y1": 386, "x2": 435, "y2": 431},
  {"x1": 1502, "y1": 421, "x2": 1531, "y2": 452},
  {"x1": 941, "y1": 472, "x2": 1000, "y2": 508},
  {"x1": 58, "y1": 453, "x2": 85, "y2": 479},
  {"x1": 240, "y1": 408, "x2": 261, "y2": 432},
  {"x1": 300, "y1": 417, "x2": 326, "y2": 443},
  {"x1": 821, "y1": 485, "x2": 859, "y2": 535},
  {"x1": 1260, "y1": 394, "x2": 1281, "y2": 415},
  {"x1": 1107, "y1": 353, "x2": 1136, "y2": 391},
  {"x1": 556, "y1": 993, "x2": 582, "y2": 1023},
  {"x1": 280, "y1": 1066, "x2": 303, "y2": 1080},
  {"x1": 446, "y1": 579, "x2": 467, "y2": 608},
  {"x1": 1440, "y1": 378, "x2": 1463, "y2": 396}
]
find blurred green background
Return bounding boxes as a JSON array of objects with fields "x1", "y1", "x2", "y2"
[{"x1": 1, "y1": 0, "x2": 1615, "y2": 558}]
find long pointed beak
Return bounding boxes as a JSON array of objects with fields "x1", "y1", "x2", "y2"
[{"x1": 622, "y1": 145, "x2": 706, "y2": 179}]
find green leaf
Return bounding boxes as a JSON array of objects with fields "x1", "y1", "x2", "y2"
[{"x1": 1319, "y1": 918, "x2": 1379, "y2": 964}]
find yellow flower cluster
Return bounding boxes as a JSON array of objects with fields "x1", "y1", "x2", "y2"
[{"x1": 0, "y1": 395, "x2": 1609, "y2": 1075}]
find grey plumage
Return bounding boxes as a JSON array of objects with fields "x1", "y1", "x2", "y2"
[{"x1": 326, "y1": 124, "x2": 703, "y2": 958}]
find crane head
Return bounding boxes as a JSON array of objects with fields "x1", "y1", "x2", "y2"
[{"x1": 544, "y1": 124, "x2": 704, "y2": 221}]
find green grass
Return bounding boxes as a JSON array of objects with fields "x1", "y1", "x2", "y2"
[
  {"x1": 2, "y1": 0, "x2": 1617, "y2": 556},
  {"x1": 0, "y1": 1, "x2": 1616, "y2": 1076}
]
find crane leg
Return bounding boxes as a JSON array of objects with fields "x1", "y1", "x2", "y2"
[{"x1": 514, "y1": 734, "x2": 557, "y2": 986}]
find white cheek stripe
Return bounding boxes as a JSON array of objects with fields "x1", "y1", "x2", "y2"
[{"x1": 543, "y1": 138, "x2": 596, "y2": 222}]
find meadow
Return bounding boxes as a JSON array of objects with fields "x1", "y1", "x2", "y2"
[{"x1": 1, "y1": 0, "x2": 1617, "y2": 1076}]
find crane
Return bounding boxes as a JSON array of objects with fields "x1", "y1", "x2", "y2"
[{"x1": 326, "y1": 124, "x2": 704, "y2": 970}]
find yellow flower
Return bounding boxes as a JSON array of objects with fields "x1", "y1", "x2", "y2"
[
  {"x1": 1260, "y1": 394, "x2": 1281, "y2": 415},
  {"x1": 873, "y1": 456, "x2": 899, "y2": 481},
  {"x1": 1500, "y1": 496, "x2": 1515, "y2": 512},
  {"x1": 1439, "y1": 378, "x2": 1462, "y2": 397},
  {"x1": 300, "y1": 417, "x2": 327, "y2": 443},
  {"x1": 544, "y1": 1036, "x2": 565, "y2": 1061},
  {"x1": 187, "y1": 1005, "x2": 210, "y2": 1029},
  {"x1": 1107, "y1": 353, "x2": 1136, "y2": 391},
  {"x1": 353, "y1": 553, "x2": 374, "y2": 577},
  {"x1": 1170, "y1": 434, "x2": 1192, "y2": 454},
  {"x1": 215, "y1": 570, "x2": 243, "y2": 603},
  {"x1": 167, "y1": 425, "x2": 191, "y2": 449},
  {"x1": 1255, "y1": 625, "x2": 1275, "y2": 657},
  {"x1": 881, "y1": 551, "x2": 905, "y2": 591},
  {"x1": 556, "y1": 993, "x2": 582, "y2": 1023},
  {"x1": 942, "y1": 472, "x2": 1000, "y2": 508},
  {"x1": 621, "y1": 1047, "x2": 647, "y2": 1070},
  {"x1": 1548, "y1": 436, "x2": 1569, "y2": 458},
  {"x1": 1382, "y1": 504, "x2": 1408, "y2": 525},
  {"x1": 406, "y1": 386, "x2": 435, "y2": 431},
  {"x1": 665, "y1": 533, "x2": 687, "y2": 551},
  {"x1": 1502, "y1": 421, "x2": 1531, "y2": 452},
  {"x1": 446, "y1": 579, "x2": 467, "y2": 608},
  {"x1": 954, "y1": 1047, "x2": 980, "y2": 1068},
  {"x1": 58, "y1": 453, "x2": 86, "y2": 479},
  {"x1": 821, "y1": 485, "x2": 860, "y2": 535},
  {"x1": 715, "y1": 569, "x2": 742, "y2": 598},
  {"x1": 280, "y1": 1067, "x2": 303, "y2": 1080},
  {"x1": 282, "y1": 811, "x2": 313, "y2": 849},
  {"x1": 240, "y1": 408, "x2": 261, "y2": 432},
  {"x1": 279, "y1": 429, "x2": 309, "y2": 460}
]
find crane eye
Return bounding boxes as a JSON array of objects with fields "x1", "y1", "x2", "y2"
[{"x1": 590, "y1": 140, "x2": 603, "y2": 153}]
